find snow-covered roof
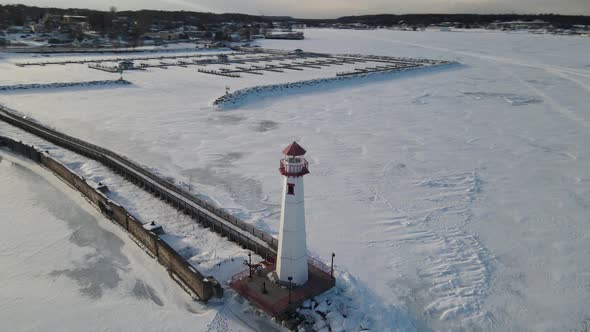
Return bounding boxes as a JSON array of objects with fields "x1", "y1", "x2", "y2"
[
  {"x1": 143, "y1": 221, "x2": 162, "y2": 231},
  {"x1": 282, "y1": 141, "x2": 306, "y2": 156}
]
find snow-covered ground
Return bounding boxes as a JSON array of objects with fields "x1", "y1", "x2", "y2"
[
  {"x1": 0, "y1": 150, "x2": 267, "y2": 332},
  {"x1": 0, "y1": 125, "x2": 400, "y2": 332},
  {"x1": 2, "y1": 28, "x2": 590, "y2": 331}
]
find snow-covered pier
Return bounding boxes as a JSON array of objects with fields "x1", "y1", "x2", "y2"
[
  {"x1": 198, "y1": 68, "x2": 241, "y2": 77},
  {"x1": 13, "y1": 51, "x2": 247, "y2": 67},
  {"x1": 0, "y1": 105, "x2": 280, "y2": 263},
  {"x1": 213, "y1": 60, "x2": 456, "y2": 108},
  {"x1": 0, "y1": 104, "x2": 341, "y2": 324},
  {"x1": 0, "y1": 79, "x2": 131, "y2": 92}
]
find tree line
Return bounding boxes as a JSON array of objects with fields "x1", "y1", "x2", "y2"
[
  {"x1": 330, "y1": 14, "x2": 590, "y2": 28},
  {"x1": 1, "y1": 4, "x2": 588, "y2": 30},
  {"x1": 0, "y1": 4, "x2": 272, "y2": 30}
]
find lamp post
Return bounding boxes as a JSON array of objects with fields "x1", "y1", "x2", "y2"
[
  {"x1": 288, "y1": 276, "x2": 293, "y2": 304},
  {"x1": 331, "y1": 252, "x2": 335, "y2": 278},
  {"x1": 248, "y1": 252, "x2": 252, "y2": 278}
]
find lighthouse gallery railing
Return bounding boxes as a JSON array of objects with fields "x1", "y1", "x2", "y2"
[{"x1": 279, "y1": 159, "x2": 309, "y2": 177}]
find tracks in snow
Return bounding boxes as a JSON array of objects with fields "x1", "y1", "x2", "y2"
[
  {"x1": 366, "y1": 169, "x2": 494, "y2": 327},
  {"x1": 206, "y1": 308, "x2": 231, "y2": 332}
]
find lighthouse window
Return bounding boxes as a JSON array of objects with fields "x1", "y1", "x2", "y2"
[{"x1": 287, "y1": 183, "x2": 295, "y2": 195}]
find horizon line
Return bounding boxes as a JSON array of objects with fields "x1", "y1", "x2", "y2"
[{"x1": 1, "y1": 3, "x2": 588, "y2": 20}]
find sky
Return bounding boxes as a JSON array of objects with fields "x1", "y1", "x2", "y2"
[{"x1": 1, "y1": 0, "x2": 588, "y2": 18}]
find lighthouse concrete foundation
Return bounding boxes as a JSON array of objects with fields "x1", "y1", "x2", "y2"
[{"x1": 229, "y1": 258, "x2": 335, "y2": 318}]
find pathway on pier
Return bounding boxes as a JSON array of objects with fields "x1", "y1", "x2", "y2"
[{"x1": 0, "y1": 105, "x2": 278, "y2": 260}]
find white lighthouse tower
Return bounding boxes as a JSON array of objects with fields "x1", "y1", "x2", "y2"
[{"x1": 276, "y1": 141, "x2": 310, "y2": 286}]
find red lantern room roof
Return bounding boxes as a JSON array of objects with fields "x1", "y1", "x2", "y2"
[{"x1": 282, "y1": 141, "x2": 307, "y2": 156}]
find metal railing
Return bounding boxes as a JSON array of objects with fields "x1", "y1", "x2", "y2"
[
  {"x1": 307, "y1": 257, "x2": 332, "y2": 275},
  {"x1": 229, "y1": 256, "x2": 332, "y2": 286},
  {"x1": 0, "y1": 105, "x2": 278, "y2": 252},
  {"x1": 279, "y1": 159, "x2": 309, "y2": 177}
]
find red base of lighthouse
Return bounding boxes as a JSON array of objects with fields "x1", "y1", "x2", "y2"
[{"x1": 229, "y1": 257, "x2": 335, "y2": 317}]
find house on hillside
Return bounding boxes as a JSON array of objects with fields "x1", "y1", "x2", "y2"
[
  {"x1": 112, "y1": 16, "x2": 133, "y2": 33},
  {"x1": 182, "y1": 26, "x2": 207, "y2": 39},
  {"x1": 72, "y1": 37, "x2": 101, "y2": 48},
  {"x1": 47, "y1": 33, "x2": 74, "y2": 45},
  {"x1": 139, "y1": 35, "x2": 163, "y2": 46},
  {"x1": 30, "y1": 22, "x2": 46, "y2": 33},
  {"x1": 118, "y1": 61, "x2": 135, "y2": 70},
  {"x1": 144, "y1": 31, "x2": 181, "y2": 41},
  {"x1": 62, "y1": 15, "x2": 89, "y2": 26},
  {"x1": 7, "y1": 26, "x2": 33, "y2": 34},
  {"x1": 34, "y1": 14, "x2": 62, "y2": 33},
  {"x1": 207, "y1": 41, "x2": 228, "y2": 48},
  {"x1": 229, "y1": 33, "x2": 242, "y2": 42}
]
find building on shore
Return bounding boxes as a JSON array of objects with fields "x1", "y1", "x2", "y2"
[{"x1": 265, "y1": 31, "x2": 304, "y2": 40}]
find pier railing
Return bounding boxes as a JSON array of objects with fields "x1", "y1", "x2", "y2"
[{"x1": 0, "y1": 105, "x2": 279, "y2": 262}]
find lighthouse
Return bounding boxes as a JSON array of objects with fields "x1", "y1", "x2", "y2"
[
  {"x1": 228, "y1": 141, "x2": 335, "y2": 315},
  {"x1": 276, "y1": 141, "x2": 310, "y2": 286}
]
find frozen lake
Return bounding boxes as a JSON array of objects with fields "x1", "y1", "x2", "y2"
[{"x1": 1, "y1": 29, "x2": 590, "y2": 331}]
